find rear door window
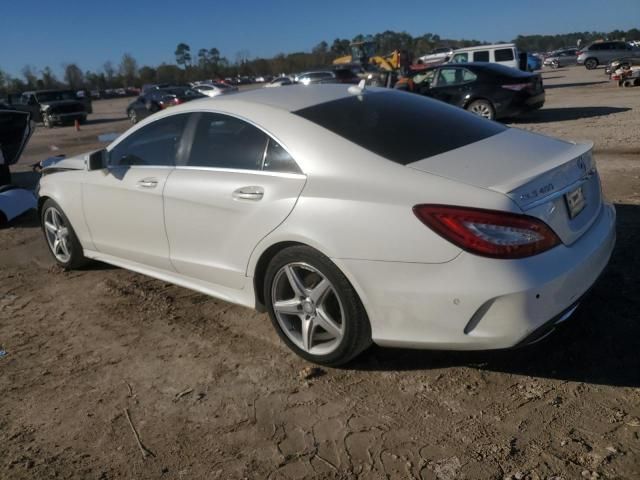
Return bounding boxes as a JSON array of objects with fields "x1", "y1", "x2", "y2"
[
  {"x1": 187, "y1": 113, "x2": 267, "y2": 170},
  {"x1": 473, "y1": 50, "x2": 490, "y2": 62},
  {"x1": 435, "y1": 68, "x2": 477, "y2": 86},
  {"x1": 294, "y1": 91, "x2": 505, "y2": 165},
  {"x1": 495, "y1": 48, "x2": 515, "y2": 61}
]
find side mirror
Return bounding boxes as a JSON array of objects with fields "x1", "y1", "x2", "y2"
[{"x1": 87, "y1": 149, "x2": 108, "y2": 170}]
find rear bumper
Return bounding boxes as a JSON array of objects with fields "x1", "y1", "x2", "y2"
[
  {"x1": 334, "y1": 202, "x2": 616, "y2": 350},
  {"x1": 496, "y1": 91, "x2": 545, "y2": 118}
]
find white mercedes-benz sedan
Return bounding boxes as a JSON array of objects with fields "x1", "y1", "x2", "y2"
[{"x1": 37, "y1": 85, "x2": 616, "y2": 366}]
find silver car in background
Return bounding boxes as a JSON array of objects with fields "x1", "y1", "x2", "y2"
[
  {"x1": 543, "y1": 48, "x2": 578, "y2": 68},
  {"x1": 577, "y1": 41, "x2": 639, "y2": 69}
]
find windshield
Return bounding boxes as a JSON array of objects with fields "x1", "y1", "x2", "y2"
[{"x1": 35, "y1": 90, "x2": 78, "y2": 102}]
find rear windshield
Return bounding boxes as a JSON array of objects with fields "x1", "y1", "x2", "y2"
[{"x1": 293, "y1": 91, "x2": 506, "y2": 164}]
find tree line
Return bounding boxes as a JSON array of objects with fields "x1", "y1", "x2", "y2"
[{"x1": 1, "y1": 28, "x2": 637, "y2": 94}]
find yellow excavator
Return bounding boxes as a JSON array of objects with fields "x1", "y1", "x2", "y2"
[{"x1": 333, "y1": 39, "x2": 403, "y2": 71}]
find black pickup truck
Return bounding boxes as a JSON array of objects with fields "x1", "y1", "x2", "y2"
[{"x1": 5, "y1": 89, "x2": 92, "y2": 128}]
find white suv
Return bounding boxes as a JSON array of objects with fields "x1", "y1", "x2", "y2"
[{"x1": 449, "y1": 43, "x2": 520, "y2": 70}]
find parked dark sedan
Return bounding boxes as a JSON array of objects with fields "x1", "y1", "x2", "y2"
[
  {"x1": 395, "y1": 63, "x2": 545, "y2": 120},
  {"x1": 126, "y1": 87, "x2": 205, "y2": 124}
]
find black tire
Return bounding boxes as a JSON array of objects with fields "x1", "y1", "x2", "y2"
[
  {"x1": 40, "y1": 199, "x2": 89, "y2": 270},
  {"x1": 264, "y1": 245, "x2": 371, "y2": 366},
  {"x1": 585, "y1": 58, "x2": 598, "y2": 70},
  {"x1": 466, "y1": 99, "x2": 495, "y2": 120}
]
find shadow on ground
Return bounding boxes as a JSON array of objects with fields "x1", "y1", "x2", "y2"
[
  {"x1": 85, "y1": 116, "x2": 128, "y2": 126},
  {"x1": 512, "y1": 106, "x2": 630, "y2": 123},
  {"x1": 354, "y1": 203, "x2": 640, "y2": 388},
  {"x1": 545, "y1": 81, "x2": 608, "y2": 89}
]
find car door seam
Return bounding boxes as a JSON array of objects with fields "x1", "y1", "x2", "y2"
[
  {"x1": 162, "y1": 168, "x2": 179, "y2": 272},
  {"x1": 244, "y1": 175, "x2": 309, "y2": 278}
]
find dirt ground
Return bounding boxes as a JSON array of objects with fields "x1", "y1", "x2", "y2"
[{"x1": 1, "y1": 67, "x2": 639, "y2": 480}]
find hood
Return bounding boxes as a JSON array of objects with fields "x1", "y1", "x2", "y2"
[
  {"x1": 408, "y1": 128, "x2": 593, "y2": 209},
  {"x1": 0, "y1": 110, "x2": 33, "y2": 165},
  {"x1": 40, "y1": 99, "x2": 84, "y2": 107},
  {"x1": 41, "y1": 153, "x2": 87, "y2": 173}
]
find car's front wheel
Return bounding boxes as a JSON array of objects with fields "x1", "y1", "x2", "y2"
[
  {"x1": 43, "y1": 114, "x2": 53, "y2": 128},
  {"x1": 585, "y1": 58, "x2": 598, "y2": 70},
  {"x1": 264, "y1": 246, "x2": 371, "y2": 366},
  {"x1": 41, "y1": 199, "x2": 88, "y2": 269},
  {"x1": 467, "y1": 99, "x2": 495, "y2": 120}
]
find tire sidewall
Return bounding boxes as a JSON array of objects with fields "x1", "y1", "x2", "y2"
[
  {"x1": 585, "y1": 58, "x2": 598, "y2": 70},
  {"x1": 40, "y1": 199, "x2": 86, "y2": 269},
  {"x1": 264, "y1": 246, "x2": 370, "y2": 366},
  {"x1": 468, "y1": 99, "x2": 495, "y2": 120}
]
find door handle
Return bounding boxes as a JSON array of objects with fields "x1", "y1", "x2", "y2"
[
  {"x1": 137, "y1": 178, "x2": 158, "y2": 188},
  {"x1": 232, "y1": 186, "x2": 264, "y2": 201}
]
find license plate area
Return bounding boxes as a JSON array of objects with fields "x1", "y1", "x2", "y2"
[{"x1": 565, "y1": 186, "x2": 586, "y2": 219}]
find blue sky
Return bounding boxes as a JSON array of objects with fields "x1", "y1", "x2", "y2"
[{"x1": 0, "y1": 0, "x2": 638, "y2": 77}]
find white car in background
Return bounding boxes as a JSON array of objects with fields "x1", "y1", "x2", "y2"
[
  {"x1": 37, "y1": 85, "x2": 615, "y2": 366},
  {"x1": 192, "y1": 82, "x2": 237, "y2": 97},
  {"x1": 264, "y1": 77, "x2": 293, "y2": 88},
  {"x1": 419, "y1": 47, "x2": 454, "y2": 65}
]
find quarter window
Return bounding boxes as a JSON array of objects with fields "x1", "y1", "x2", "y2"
[
  {"x1": 263, "y1": 139, "x2": 301, "y2": 174},
  {"x1": 473, "y1": 50, "x2": 490, "y2": 62},
  {"x1": 495, "y1": 48, "x2": 515, "y2": 61},
  {"x1": 109, "y1": 113, "x2": 188, "y2": 167}
]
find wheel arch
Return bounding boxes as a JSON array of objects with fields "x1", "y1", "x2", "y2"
[
  {"x1": 250, "y1": 239, "x2": 373, "y2": 328},
  {"x1": 37, "y1": 195, "x2": 50, "y2": 218},
  {"x1": 463, "y1": 96, "x2": 495, "y2": 110},
  {"x1": 251, "y1": 240, "x2": 310, "y2": 312}
]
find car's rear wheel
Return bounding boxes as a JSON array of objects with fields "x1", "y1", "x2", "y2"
[
  {"x1": 41, "y1": 199, "x2": 88, "y2": 269},
  {"x1": 467, "y1": 99, "x2": 495, "y2": 120},
  {"x1": 264, "y1": 246, "x2": 371, "y2": 366},
  {"x1": 43, "y1": 115, "x2": 53, "y2": 129},
  {"x1": 585, "y1": 58, "x2": 598, "y2": 70},
  {"x1": 128, "y1": 109, "x2": 137, "y2": 124}
]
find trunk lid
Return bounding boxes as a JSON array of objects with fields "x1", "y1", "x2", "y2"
[{"x1": 408, "y1": 128, "x2": 602, "y2": 245}]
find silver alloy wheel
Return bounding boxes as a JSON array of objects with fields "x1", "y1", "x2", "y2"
[
  {"x1": 128, "y1": 110, "x2": 137, "y2": 124},
  {"x1": 271, "y1": 262, "x2": 345, "y2": 356},
  {"x1": 43, "y1": 207, "x2": 72, "y2": 263},
  {"x1": 469, "y1": 102, "x2": 493, "y2": 119}
]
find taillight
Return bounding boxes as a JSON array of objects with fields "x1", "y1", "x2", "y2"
[
  {"x1": 502, "y1": 83, "x2": 531, "y2": 91},
  {"x1": 413, "y1": 205, "x2": 561, "y2": 259}
]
